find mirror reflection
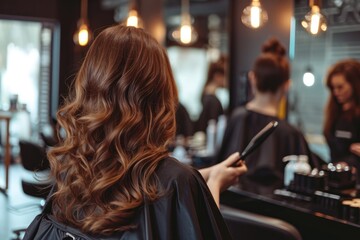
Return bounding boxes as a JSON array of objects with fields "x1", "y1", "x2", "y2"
[
  {"x1": 289, "y1": 0, "x2": 360, "y2": 162},
  {"x1": 164, "y1": 0, "x2": 229, "y2": 140}
]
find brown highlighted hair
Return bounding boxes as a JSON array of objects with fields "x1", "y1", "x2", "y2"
[
  {"x1": 48, "y1": 25, "x2": 178, "y2": 235},
  {"x1": 253, "y1": 38, "x2": 289, "y2": 93},
  {"x1": 323, "y1": 59, "x2": 360, "y2": 136}
]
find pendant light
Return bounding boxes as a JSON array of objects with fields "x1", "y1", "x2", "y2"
[
  {"x1": 301, "y1": 0, "x2": 327, "y2": 35},
  {"x1": 73, "y1": 0, "x2": 92, "y2": 46},
  {"x1": 171, "y1": 0, "x2": 198, "y2": 45},
  {"x1": 126, "y1": 0, "x2": 143, "y2": 28},
  {"x1": 241, "y1": 0, "x2": 268, "y2": 29},
  {"x1": 303, "y1": 67, "x2": 315, "y2": 87}
]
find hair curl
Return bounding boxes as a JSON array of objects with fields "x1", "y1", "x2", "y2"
[{"x1": 49, "y1": 25, "x2": 178, "y2": 235}]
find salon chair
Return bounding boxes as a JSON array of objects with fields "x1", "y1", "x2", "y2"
[
  {"x1": 11, "y1": 140, "x2": 52, "y2": 239},
  {"x1": 220, "y1": 205, "x2": 302, "y2": 240},
  {"x1": 19, "y1": 140, "x2": 52, "y2": 199}
]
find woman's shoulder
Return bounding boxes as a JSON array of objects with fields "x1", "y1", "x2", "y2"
[
  {"x1": 276, "y1": 120, "x2": 303, "y2": 135},
  {"x1": 202, "y1": 94, "x2": 221, "y2": 105},
  {"x1": 156, "y1": 157, "x2": 203, "y2": 188},
  {"x1": 230, "y1": 107, "x2": 303, "y2": 134},
  {"x1": 231, "y1": 106, "x2": 248, "y2": 116}
]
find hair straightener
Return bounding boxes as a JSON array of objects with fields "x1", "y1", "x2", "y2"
[{"x1": 232, "y1": 120, "x2": 278, "y2": 166}]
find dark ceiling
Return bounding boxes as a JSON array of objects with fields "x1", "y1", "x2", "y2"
[
  {"x1": 100, "y1": 0, "x2": 228, "y2": 48},
  {"x1": 101, "y1": 0, "x2": 228, "y2": 18}
]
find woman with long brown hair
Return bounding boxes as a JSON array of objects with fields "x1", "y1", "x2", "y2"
[
  {"x1": 24, "y1": 25, "x2": 246, "y2": 239},
  {"x1": 324, "y1": 59, "x2": 360, "y2": 174}
]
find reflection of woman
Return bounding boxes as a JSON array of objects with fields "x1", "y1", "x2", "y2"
[
  {"x1": 195, "y1": 61, "x2": 226, "y2": 133},
  {"x1": 25, "y1": 25, "x2": 247, "y2": 239},
  {"x1": 175, "y1": 102, "x2": 193, "y2": 138},
  {"x1": 324, "y1": 59, "x2": 360, "y2": 172},
  {"x1": 217, "y1": 38, "x2": 317, "y2": 181}
]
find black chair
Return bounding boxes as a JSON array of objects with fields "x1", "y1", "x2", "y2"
[
  {"x1": 11, "y1": 140, "x2": 53, "y2": 240},
  {"x1": 220, "y1": 205, "x2": 302, "y2": 240},
  {"x1": 18, "y1": 140, "x2": 52, "y2": 199},
  {"x1": 40, "y1": 129, "x2": 60, "y2": 147}
]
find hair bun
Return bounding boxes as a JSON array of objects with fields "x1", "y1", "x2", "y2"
[{"x1": 261, "y1": 38, "x2": 286, "y2": 57}]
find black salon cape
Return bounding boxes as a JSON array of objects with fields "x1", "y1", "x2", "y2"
[
  {"x1": 25, "y1": 157, "x2": 231, "y2": 240},
  {"x1": 217, "y1": 107, "x2": 317, "y2": 181},
  {"x1": 122, "y1": 157, "x2": 231, "y2": 239}
]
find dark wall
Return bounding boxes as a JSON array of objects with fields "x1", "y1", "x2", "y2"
[
  {"x1": 0, "y1": 0, "x2": 59, "y2": 18},
  {"x1": 228, "y1": 0, "x2": 294, "y2": 112},
  {"x1": 0, "y1": 0, "x2": 115, "y2": 107}
]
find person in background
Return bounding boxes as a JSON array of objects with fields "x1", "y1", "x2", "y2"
[
  {"x1": 175, "y1": 102, "x2": 193, "y2": 138},
  {"x1": 217, "y1": 38, "x2": 319, "y2": 182},
  {"x1": 323, "y1": 59, "x2": 360, "y2": 175},
  {"x1": 195, "y1": 60, "x2": 226, "y2": 133},
  {"x1": 24, "y1": 25, "x2": 247, "y2": 239}
]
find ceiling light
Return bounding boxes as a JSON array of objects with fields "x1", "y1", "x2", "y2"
[
  {"x1": 126, "y1": 8, "x2": 143, "y2": 28},
  {"x1": 172, "y1": 0, "x2": 198, "y2": 45},
  {"x1": 73, "y1": 0, "x2": 92, "y2": 46},
  {"x1": 303, "y1": 67, "x2": 315, "y2": 87},
  {"x1": 301, "y1": 2, "x2": 327, "y2": 35},
  {"x1": 241, "y1": 0, "x2": 268, "y2": 29}
]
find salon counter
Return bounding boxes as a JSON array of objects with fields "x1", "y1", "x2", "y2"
[{"x1": 220, "y1": 177, "x2": 360, "y2": 240}]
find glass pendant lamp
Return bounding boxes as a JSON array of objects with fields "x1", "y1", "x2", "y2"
[
  {"x1": 301, "y1": 0, "x2": 327, "y2": 35},
  {"x1": 172, "y1": 0, "x2": 198, "y2": 45},
  {"x1": 241, "y1": 0, "x2": 268, "y2": 29},
  {"x1": 73, "y1": 0, "x2": 92, "y2": 46}
]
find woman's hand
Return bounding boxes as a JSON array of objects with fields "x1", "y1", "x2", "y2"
[
  {"x1": 200, "y1": 152, "x2": 247, "y2": 207},
  {"x1": 350, "y1": 143, "x2": 360, "y2": 156},
  {"x1": 207, "y1": 152, "x2": 247, "y2": 192}
]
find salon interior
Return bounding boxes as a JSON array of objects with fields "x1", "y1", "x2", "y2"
[{"x1": 1, "y1": 0, "x2": 360, "y2": 239}]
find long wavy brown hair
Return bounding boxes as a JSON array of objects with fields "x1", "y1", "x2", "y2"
[
  {"x1": 49, "y1": 25, "x2": 178, "y2": 235},
  {"x1": 323, "y1": 59, "x2": 360, "y2": 137}
]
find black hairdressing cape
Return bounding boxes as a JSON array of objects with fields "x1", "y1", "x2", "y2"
[
  {"x1": 124, "y1": 157, "x2": 231, "y2": 239},
  {"x1": 24, "y1": 157, "x2": 231, "y2": 240}
]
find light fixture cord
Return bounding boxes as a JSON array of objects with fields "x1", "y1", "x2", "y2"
[
  {"x1": 181, "y1": 0, "x2": 190, "y2": 24},
  {"x1": 81, "y1": 0, "x2": 88, "y2": 20},
  {"x1": 309, "y1": 0, "x2": 321, "y2": 7},
  {"x1": 182, "y1": 0, "x2": 189, "y2": 15}
]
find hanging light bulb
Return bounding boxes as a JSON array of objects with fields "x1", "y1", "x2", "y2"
[
  {"x1": 241, "y1": 0, "x2": 268, "y2": 29},
  {"x1": 126, "y1": 9, "x2": 143, "y2": 28},
  {"x1": 303, "y1": 67, "x2": 315, "y2": 87},
  {"x1": 171, "y1": 0, "x2": 198, "y2": 45},
  {"x1": 74, "y1": 19, "x2": 90, "y2": 46},
  {"x1": 73, "y1": 0, "x2": 92, "y2": 46},
  {"x1": 301, "y1": 4, "x2": 327, "y2": 35}
]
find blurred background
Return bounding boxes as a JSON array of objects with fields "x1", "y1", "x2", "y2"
[{"x1": 2, "y1": 0, "x2": 359, "y2": 162}]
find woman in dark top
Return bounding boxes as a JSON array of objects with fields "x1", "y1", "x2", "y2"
[
  {"x1": 324, "y1": 59, "x2": 360, "y2": 173},
  {"x1": 175, "y1": 103, "x2": 193, "y2": 138},
  {"x1": 24, "y1": 25, "x2": 247, "y2": 239},
  {"x1": 217, "y1": 38, "x2": 317, "y2": 181},
  {"x1": 195, "y1": 61, "x2": 226, "y2": 133}
]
